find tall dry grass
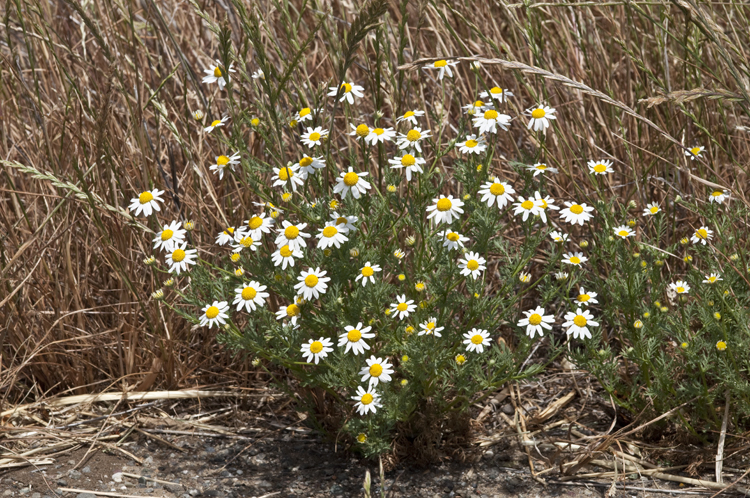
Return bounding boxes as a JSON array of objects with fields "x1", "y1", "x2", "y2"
[{"x1": 2, "y1": 0, "x2": 749, "y2": 409}]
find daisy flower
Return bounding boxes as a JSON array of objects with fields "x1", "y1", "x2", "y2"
[
  {"x1": 463, "y1": 329, "x2": 491, "y2": 353},
  {"x1": 549, "y1": 231, "x2": 569, "y2": 243},
  {"x1": 129, "y1": 188, "x2": 164, "y2": 217},
  {"x1": 512, "y1": 196, "x2": 542, "y2": 221},
  {"x1": 691, "y1": 226, "x2": 713, "y2": 245},
  {"x1": 153, "y1": 220, "x2": 186, "y2": 252},
  {"x1": 456, "y1": 134, "x2": 487, "y2": 155},
  {"x1": 396, "y1": 127, "x2": 431, "y2": 153},
  {"x1": 526, "y1": 104, "x2": 556, "y2": 131},
  {"x1": 244, "y1": 212, "x2": 274, "y2": 240},
  {"x1": 275, "y1": 221, "x2": 311, "y2": 251},
  {"x1": 559, "y1": 202, "x2": 595, "y2": 226},
  {"x1": 210, "y1": 152, "x2": 241, "y2": 180},
  {"x1": 251, "y1": 69, "x2": 264, "y2": 80},
  {"x1": 300, "y1": 337, "x2": 334, "y2": 364},
  {"x1": 534, "y1": 192, "x2": 559, "y2": 223},
  {"x1": 203, "y1": 116, "x2": 228, "y2": 133},
  {"x1": 330, "y1": 212, "x2": 359, "y2": 232},
  {"x1": 478, "y1": 178, "x2": 515, "y2": 209},
  {"x1": 669, "y1": 281, "x2": 690, "y2": 294},
  {"x1": 388, "y1": 153, "x2": 426, "y2": 182},
  {"x1": 365, "y1": 127, "x2": 396, "y2": 145},
  {"x1": 426, "y1": 195, "x2": 464, "y2": 224},
  {"x1": 517, "y1": 307, "x2": 554, "y2": 339},
  {"x1": 199, "y1": 301, "x2": 229, "y2": 329},
  {"x1": 438, "y1": 229, "x2": 469, "y2": 250},
  {"x1": 349, "y1": 123, "x2": 370, "y2": 141},
  {"x1": 588, "y1": 159, "x2": 614, "y2": 175},
  {"x1": 418, "y1": 317, "x2": 444, "y2": 337},
  {"x1": 390, "y1": 295, "x2": 416, "y2": 320},
  {"x1": 216, "y1": 227, "x2": 239, "y2": 246},
  {"x1": 338, "y1": 323, "x2": 375, "y2": 355},
  {"x1": 555, "y1": 271, "x2": 569, "y2": 280},
  {"x1": 272, "y1": 163, "x2": 306, "y2": 192},
  {"x1": 271, "y1": 244, "x2": 303, "y2": 270},
  {"x1": 295, "y1": 107, "x2": 314, "y2": 123},
  {"x1": 296, "y1": 155, "x2": 325, "y2": 175},
  {"x1": 562, "y1": 252, "x2": 588, "y2": 267},
  {"x1": 526, "y1": 163, "x2": 558, "y2": 177},
  {"x1": 472, "y1": 109, "x2": 511, "y2": 134},
  {"x1": 316, "y1": 222, "x2": 349, "y2": 249},
  {"x1": 613, "y1": 225, "x2": 635, "y2": 238},
  {"x1": 462, "y1": 100, "x2": 489, "y2": 115},
  {"x1": 352, "y1": 386, "x2": 382, "y2": 416},
  {"x1": 166, "y1": 243, "x2": 197, "y2": 274},
  {"x1": 231, "y1": 233, "x2": 261, "y2": 253},
  {"x1": 458, "y1": 251, "x2": 486, "y2": 280},
  {"x1": 355, "y1": 262, "x2": 381, "y2": 287},
  {"x1": 563, "y1": 308, "x2": 599, "y2": 340},
  {"x1": 643, "y1": 203, "x2": 661, "y2": 216},
  {"x1": 360, "y1": 356, "x2": 394, "y2": 387},
  {"x1": 685, "y1": 146, "x2": 704, "y2": 160},
  {"x1": 294, "y1": 267, "x2": 330, "y2": 301},
  {"x1": 334, "y1": 167, "x2": 371, "y2": 199},
  {"x1": 276, "y1": 302, "x2": 301, "y2": 328},
  {"x1": 480, "y1": 86, "x2": 513, "y2": 103},
  {"x1": 327, "y1": 81, "x2": 364, "y2": 104},
  {"x1": 425, "y1": 59, "x2": 459, "y2": 80},
  {"x1": 396, "y1": 110, "x2": 424, "y2": 125},
  {"x1": 703, "y1": 273, "x2": 722, "y2": 284},
  {"x1": 709, "y1": 190, "x2": 728, "y2": 204},
  {"x1": 202, "y1": 60, "x2": 235, "y2": 89},
  {"x1": 574, "y1": 287, "x2": 598, "y2": 306},
  {"x1": 300, "y1": 126, "x2": 328, "y2": 148},
  {"x1": 233, "y1": 281, "x2": 269, "y2": 312}
]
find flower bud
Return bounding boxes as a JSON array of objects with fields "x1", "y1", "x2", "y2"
[{"x1": 193, "y1": 110, "x2": 204, "y2": 121}]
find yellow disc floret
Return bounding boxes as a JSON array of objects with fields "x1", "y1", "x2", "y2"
[
  {"x1": 206, "y1": 306, "x2": 219, "y2": 319},
  {"x1": 241, "y1": 287, "x2": 257, "y2": 300}
]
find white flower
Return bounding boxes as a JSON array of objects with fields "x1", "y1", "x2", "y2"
[
  {"x1": 643, "y1": 203, "x2": 661, "y2": 216},
  {"x1": 209, "y1": 152, "x2": 241, "y2": 180},
  {"x1": 438, "y1": 229, "x2": 469, "y2": 250},
  {"x1": 327, "y1": 81, "x2": 364, "y2": 104},
  {"x1": 271, "y1": 244, "x2": 303, "y2": 270},
  {"x1": 300, "y1": 126, "x2": 328, "y2": 148},
  {"x1": 295, "y1": 107, "x2": 315, "y2": 122},
  {"x1": 216, "y1": 227, "x2": 239, "y2": 246},
  {"x1": 338, "y1": 323, "x2": 375, "y2": 355},
  {"x1": 703, "y1": 273, "x2": 722, "y2": 284},
  {"x1": 360, "y1": 356, "x2": 394, "y2": 388},
  {"x1": 458, "y1": 251, "x2": 486, "y2": 280},
  {"x1": 526, "y1": 163, "x2": 558, "y2": 177},
  {"x1": 275, "y1": 302, "x2": 302, "y2": 328},
  {"x1": 244, "y1": 212, "x2": 274, "y2": 240},
  {"x1": 534, "y1": 192, "x2": 559, "y2": 223},
  {"x1": 559, "y1": 202, "x2": 595, "y2": 226},
  {"x1": 456, "y1": 134, "x2": 487, "y2": 155},
  {"x1": 317, "y1": 222, "x2": 349, "y2": 250},
  {"x1": 669, "y1": 280, "x2": 690, "y2": 294},
  {"x1": 517, "y1": 307, "x2": 555, "y2": 339},
  {"x1": 153, "y1": 220, "x2": 186, "y2": 252},
  {"x1": 166, "y1": 243, "x2": 197, "y2": 274},
  {"x1": 330, "y1": 212, "x2": 359, "y2": 232},
  {"x1": 301, "y1": 337, "x2": 334, "y2": 364},
  {"x1": 691, "y1": 226, "x2": 713, "y2": 245},
  {"x1": 418, "y1": 317, "x2": 444, "y2": 337},
  {"x1": 202, "y1": 60, "x2": 235, "y2": 89},
  {"x1": 472, "y1": 109, "x2": 511, "y2": 134},
  {"x1": 478, "y1": 178, "x2": 515, "y2": 209},
  {"x1": 563, "y1": 308, "x2": 599, "y2": 339},
  {"x1": 199, "y1": 301, "x2": 229, "y2": 329},
  {"x1": 396, "y1": 110, "x2": 424, "y2": 125},
  {"x1": 562, "y1": 252, "x2": 588, "y2": 267},
  {"x1": 231, "y1": 233, "x2": 261, "y2": 253},
  {"x1": 526, "y1": 104, "x2": 556, "y2": 131},
  {"x1": 352, "y1": 386, "x2": 382, "y2": 415},
  {"x1": 588, "y1": 159, "x2": 614, "y2": 175},
  {"x1": 555, "y1": 271, "x2": 569, "y2": 280},
  {"x1": 365, "y1": 126, "x2": 396, "y2": 145},
  {"x1": 294, "y1": 267, "x2": 330, "y2": 301},
  {"x1": 709, "y1": 190, "x2": 728, "y2": 204},
  {"x1": 512, "y1": 196, "x2": 542, "y2": 221},
  {"x1": 388, "y1": 153, "x2": 425, "y2": 182},
  {"x1": 463, "y1": 328, "x2": 491, "y2": 353},
  {"x1": 390, "y1": 295, "x2": 416, "y2": 320},
  {"x1": 129, "y1": 188, "x2": 164, "y2": 217},
  {"x1": 251, "y1": 69, "x2": 264, "y2": 80},
  {"x1": 685, "y1": 146, "x2": 704, "y2": 160},
  {"x1": 233, "y1": 281, "x2": 269, "y2": 312},
  {"x1": 613, "y1": 225, "x2": 635, "y2": 238},
  {"x1": 425, "y1": 59, "x2": 459, "y2": 80},
  {"x1": 296, "y1": 155, "x2": 325, "y2": 175},
  {"x1": 480, "y1": 86, "x2": 513, "y2": 103},
  {"x1": 426, "y1": 195, "x2": 464, "y2": 224},
  {"x1": 396, "y1": 127, "x2": 431, "y2": 153},
  {"x1": 574, "y1": 287, "x2": 598, "y2": 306},
  {"x1": 276, "y1": 221, "x2": 311, "y2": 252},
  {"x1": 334, "y1": 167, "x2": 371, "y2": 199},
  {"x1": 273, "y1": 163, "x2": 306, "y2": 191},
  {"x1": 355, "y1": 262, "x2": 381, "y2": 287},
  {"x1": 204, "y1": 116, "x2": 228, "y2": 133},
  {"x1": 549, "y1": 231, "x2": 569, "y2": 243},
  {"x1": 462, "y1": 99, "x2": 490, "y2": 116}
]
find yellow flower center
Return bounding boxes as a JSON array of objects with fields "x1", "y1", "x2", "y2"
[
  {"x1": 341, "y1": 82, "x2": 352, "y2": 93},
  {"x1": 569, "y1": 204, "x2": 584, "y2": 215},
  {"x1": 455, "y1": 355, "x2": 466, "y2": 364},
  {"x1": 717, "y1": 341, "x2": 727, "y2": 351},
  {"x1": 436, "y1": 198, "x2": 452, "y2": 211},
  {"x1": 401, "y1": 154, "x2": 416, "y2": 166},
  {"x1": 299, "y1": 107, "x2": 311, "y2": 117},
  {"x1": 160, "y1": 229, "x2": 174, "y2": 241},
  {"x1": 373, "y1": 128, "x2": 385, "y2": 135},
  {"x1": 466, "y1": 260, "x2": 479, "y2": 271},
  {"x1": 521, "y1": 200, "x2": 534, "y2": 210},
  {"x1": 369, "y1": 364, "x2": 383, "y2": 377},
  {"x1": 396, "y1": 303, "x2": 408, "y2": 312},
  {"x1": 434, "y1": 60, "x2": 447, "y2": 67},
  {"x1": 465, "y1": 139, "x2": 478, "y2": 148},
  {"x1": 691, "y1": 147, "x2": 701, "y2": 156},
  {"x1": 240, "y1": 236, "x2": 254, "y2": 247},
  {"x1": 569, "y1": 256, "x2": 581, "y2": 265},
  {"x1": 696, "y1": 228, "x2": 708, "y2": 239},
  {"x1": 347, "y1": 329, "x2": 362, "y2": 342},
  {"x1": 248, "y1": 216, "x2": 263, "y2": 229},
  {"x1": 322, "y1": 226, "x2": 338, "y2": 238},
  {"x1": 286, "y1": 304, "x2": 300, "y2": 317},
  {"x1": 361, "y1": 393, "x2": 374, "y2": 405},
  {"x1": 210, "y1": 119, "x2": 221, "y2": 127},
  {"x1": 708, "y1": 276, "x2": 717, "y2": 283},
  {"x1": 536, "y1": 164, "x2": 547, "y2": 170},
  {"x1": 356, "y1": 124, "x2": 369, "y2": 137},
  {"x1": 309, "y1": 132, "x2": 321, "y2": 142},
  {"x1": 284, "y1": 226, "x2": 300, "y2": 239},
  {"x1": 531, "y1": 108, "x2": 546, "y2": 119},
  {"x1": 474, "y1": 100, "x2": 484, "y2": 107},
  {"x1": 528, "y1": 314, "x2": 542, "y2": 325},
  {"x1": 711, "y1": 191, "x2": 722, "y2": 197},
  {"x1": 309, "y1": 341, "x2": 323, "y2": 354},
  {"x1": 343, "y1": 171, "x2": 360, "y2": 186},
  {"x1": 358, "y1": 265, "x2": 374, "y2": 279},
  {"x1": 357, "y1": 433, "x2": 367, "y2": 443},
  {"x1": 279, "y1": 245, "x2": 293, "y2": 258},
  {"x1": 676, "y1": 286, "x2": 685, "y2": 293},
  {"x1": 403, "y1": 111, "x2": 415, "y2": 118},
  {"x1": 225, "y1": 227, "x2": 234, "y2": 235},
  {"x1": 406, "y1": 129, "x2": 421, "y2": 142},
  {"x1": 618, "y1": 230, "x2": 630, "y2": 237},
  {"x1": 139, "y1": 191, "x2": 154, "y2": 204},
  {"x1": 539, "y1": 199, "x2": 549, "y2": 209},
  {"x1": 213, "y1": 67, "x2": 222, "y2": 77},
  {"x1": 171, "y1": 249, "x2": 186, "y2": 262},
  {"x1": 336, "y1": 217, "x2": 347, "y2": 226},
  {"x1": 217, "y1": 155, "x2": 229, "y2": 166},
  {"x1": 300, "y1": 157, "x2": 313, "y2": 168},
  {"x1": 447, "y1": 232, "x2": 460, "y2": 242},
  {"x1": 573, "y1": 315, "x2": 587, "y2": 327},
  {"x1": 490, "y1": 86, "x2": 502, "y2": 94},
  {"x1": 278, "y1": 167, "x2": 293, "y2": 181},
  {"x1": 483, "y1": 109, "x2": 498, "y2": 120},
  {"x1": 578, "y1": 294, "x2": 590, "y2": 302},
  {"x1": 206, "y1": 306, "x2": 220, "y2": 319},
  {"x1": 426, "y1": 322, "x2": 435, "y2": 330},
  {"x1": 241, "y1": 287, "x2": 257, "y2": 300},
  {"x1": 471, "y1": 334, "x2": 484, "y2": 345},
  {"x1": 650, "y1": 206, "x2": 659, "y2": 214},
  {"x1": 304, "y1": 274, "x2": 319, "y2": 287},
  {"x1": 593, "y1": 163, "x2": 607, "y2": 173}
]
